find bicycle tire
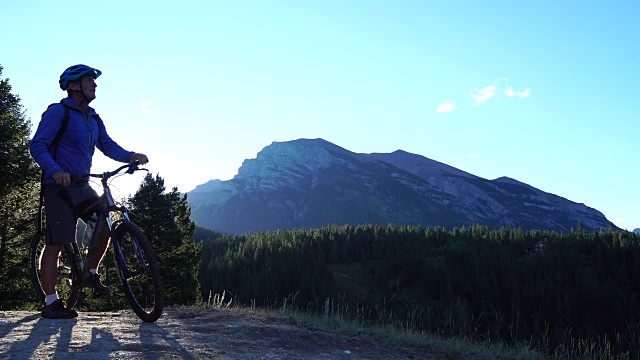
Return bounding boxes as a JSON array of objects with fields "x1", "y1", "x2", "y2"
[
  {"x1": 112, "y1": 221, "x2": 163, "y2": 322},
  {"x1": 29, "y1": 232, "x2": 81, "y2": 308}
]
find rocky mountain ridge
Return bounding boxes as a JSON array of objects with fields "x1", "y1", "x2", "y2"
[{"x1": 188, "y1": 138, "x2": 617, "y2": 235}]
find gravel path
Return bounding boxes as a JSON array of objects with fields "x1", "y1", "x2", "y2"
[{"x1": 0, "y1": 307, "x2": 452, "y2": 359}]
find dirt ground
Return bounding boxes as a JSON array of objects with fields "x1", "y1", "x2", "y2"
[{"x1": 0, "y1": 307, "x2": 458, "y2": 360}]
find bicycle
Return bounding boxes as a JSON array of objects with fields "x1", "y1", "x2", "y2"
[{"x1": 29, "y1": 161, "x2": 163, "y2": 322}]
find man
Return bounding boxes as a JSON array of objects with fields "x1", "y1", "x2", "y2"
[{"x1": 30, "y1": 64, "x2": 148, "y2": 319}]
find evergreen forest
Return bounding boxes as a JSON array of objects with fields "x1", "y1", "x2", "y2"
[{"x1": 197, "y1": 223, "x2": 640, "y2": 356}]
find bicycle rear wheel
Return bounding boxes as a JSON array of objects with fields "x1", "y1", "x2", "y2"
[
  {"x1": 112, "y1": 221, "x2": 163, "y2": 322},
  {"x1": 29, "y1": 232, "x2": 81, "y2": 308}
]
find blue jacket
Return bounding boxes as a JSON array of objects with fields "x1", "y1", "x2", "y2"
[{"x1": 30, "y1": 97, "x2": 133, "y2": 184}]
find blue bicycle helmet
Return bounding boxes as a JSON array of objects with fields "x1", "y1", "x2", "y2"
[{"x1": 59, "y1": 64, "x2": 102, "y2": 90}]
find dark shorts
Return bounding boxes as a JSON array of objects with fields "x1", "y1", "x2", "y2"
[{"x1": 44, "y1": 183, "x2": 101, "y2": 245}]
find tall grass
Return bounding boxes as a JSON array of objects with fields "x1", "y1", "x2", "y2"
[
  {"x1": 205, "y1": 291, "x2": 543, "y2": 359},
  {"x1": 204, "y1": 290, "x2": 640, "y2": 359}
]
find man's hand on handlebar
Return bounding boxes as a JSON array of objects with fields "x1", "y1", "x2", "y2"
[
  {"x1": 53, "y1": 171, "x2": 71, "y2": 187},
  {"x1": 129, "y1": 153, "x2": 149, "y2": 165}
]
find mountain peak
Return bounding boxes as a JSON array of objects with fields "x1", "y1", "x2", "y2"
[
  {"x1": 234, "y1": 138, "x2": 356, "y2": 191},
  {"x1": 272, "y1": 138, "x2": 351, "y2": 153},
  {"x1": 368, "y1": 149, "x2": 477, "y2": 180},
  {"x1": 494, "y1": 176, "x2": 530, "y2": 186}
]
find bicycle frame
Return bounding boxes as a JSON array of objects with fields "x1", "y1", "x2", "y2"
[{"x1": 79, "y1": 162, "x2": 148, "y2": 279}]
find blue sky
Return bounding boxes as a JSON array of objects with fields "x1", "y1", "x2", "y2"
[{"x1": 3, "y1": 0, "x2": 639, "y2": 230}]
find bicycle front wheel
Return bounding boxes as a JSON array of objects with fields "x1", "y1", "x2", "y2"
[
  {"x1": 29, "y1": 232, "x2": 81, "y2": 308},
  {"x1": 112, "y1": 221, "x2": 163, "y2": 322}
]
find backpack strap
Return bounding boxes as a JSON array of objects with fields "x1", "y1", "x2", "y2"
[{"x1": 46, "y1": 102, "x2": 71, "y2": 160}]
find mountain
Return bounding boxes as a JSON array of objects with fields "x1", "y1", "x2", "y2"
[
  {"x1": 634, "y1": 228, "x2": 640, "y2": 234},
  {"x1": 187, "y1": 138, "x2": 618, "y2": 234}
]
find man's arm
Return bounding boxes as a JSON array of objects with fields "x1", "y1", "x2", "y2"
[
  {"x1": 30, "y1": 104, "x2": 66, "y2": 177},
  {"x1": 94, "y1": 115, "x2": 147, "y2": 164}
]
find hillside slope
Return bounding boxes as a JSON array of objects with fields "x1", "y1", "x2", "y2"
[{"x1": 188, "y1": 138, "x2": 617, "y2": 234}]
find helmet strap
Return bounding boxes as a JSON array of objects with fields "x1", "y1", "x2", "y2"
[{"x1": 68, "y1": 83, "x2": 91, "y2": 106}]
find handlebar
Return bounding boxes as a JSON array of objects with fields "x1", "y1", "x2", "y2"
[{"x1": 73, "y1": 161, "x2": 147, "y2": 183}]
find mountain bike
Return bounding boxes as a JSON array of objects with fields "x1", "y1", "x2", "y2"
[{"x1": 29, "y1": 161, "x2": 163, "y2": 322}]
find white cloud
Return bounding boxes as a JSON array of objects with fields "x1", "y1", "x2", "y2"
[
  {"x1": 436, "y1": 101, "x2": 456, "y2": 113},
  {"x1": 443, "y1": 81, "x2": 531, "y2": 111},
  {"x1": 141, "y1": 101, "x2": 151, "y2": 113},
  {"x1": 470, "y1": 85, "x2": 497, "y2": 106},
  {"x1": 505, "y1": 87, "x2": 531, "y2": 99}
]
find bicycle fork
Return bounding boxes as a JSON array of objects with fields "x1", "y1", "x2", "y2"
[{"x1": 112, "y1": 234, "x2": 147, "y2": 279}]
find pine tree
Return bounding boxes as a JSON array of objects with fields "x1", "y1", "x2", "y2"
[
  {"x1": 127, "y1": 173, "x2": 202, "y2": 305},
  {"x1": 0, "y1": 65, "x2": 40, "y2": 309}
]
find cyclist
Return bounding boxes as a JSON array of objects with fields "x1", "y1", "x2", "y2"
[{"x1": 30, "y1": 64, "x2": 149, "y2": 319}]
